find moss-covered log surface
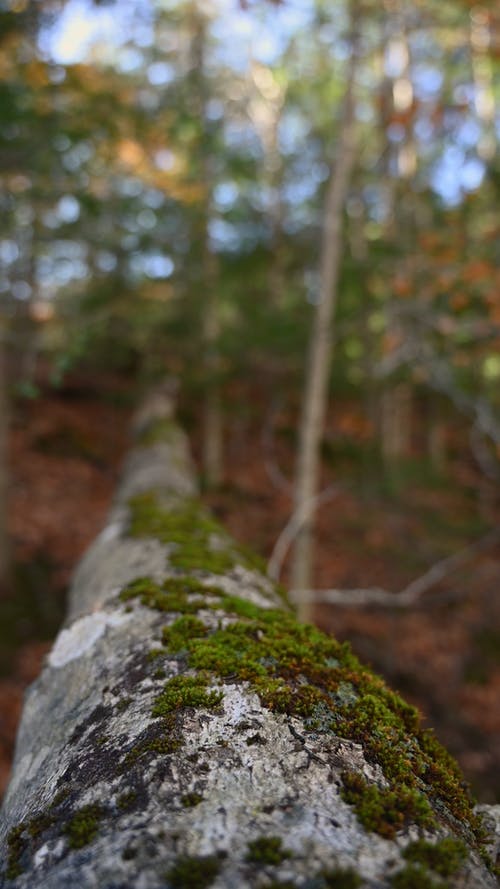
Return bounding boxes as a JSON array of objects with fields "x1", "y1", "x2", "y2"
[{"x1": 0, "y1": 388, "x2": 498, "y2": 889}]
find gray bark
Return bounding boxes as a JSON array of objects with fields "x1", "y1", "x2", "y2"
[{"x1": 0, "y1": 387, "x2": 498, "y2": 889}]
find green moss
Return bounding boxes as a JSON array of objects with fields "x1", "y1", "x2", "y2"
[
  {"x1": 118, "y1": 495, "x2": 480, "y2": 847},
  {"x1": 120, "y1": 574, "x2": 225, "y2": 615},
  {"x1": 117, "y1": 790, "x2": 137, "y2": 811},
  {"x1": 120, "y1": 575, "x2": 163, "y2": 604},
  {"x1": 321, "y1": 868, "x2": 362, "y2": 888},
  {"x1": 265, "y1": 883, "x2": 297, "y2": 889},
  {"x1": 116, "y1": 697, "x2": 132, "y2": 712},
  {"x1": 124, "y1": 726, "x2": 182, "y2": 767},
  {"x1": 64, "y1": 803, "x2": 104, "y2": 849},
  {"x1": 127, "y1": 493, "x2": 278, "y2": 579},
  {"x1": 137, "y1": 417, "x2": 178, "y2": 446},
  {"x1": 390, "y1": 863, "x2": 442, "y2": 889},
  {"x1": 154, "y1": 667, "x2": 167, "y2": 679},
  {"x1": 341, "y1": 771, "x2": 435, "y2": 839},
  {"x1": 214, "y1": 594, "x2": 265, "y2": 620},
  {"x1": 152, "y1": 673, "x2": 223, "y2": 717},
  {"x1": 181, "y1": 792, "x2": 203, "y2": 808},
  {"x1": 5, "y1": 810, "x2": 56, "y2": 879},
  {"x1": 245, "y1": 836, "x2": 291, "y2": 865},
  {"x1": 50, "y1": 786, "x2": 71, "y2": 808},
  {"x1": 6, "y1": 825, "x2": 27, "y2": 879},
  {"x1": 162, "y1": 616, "x2": 208, "y2": 651},
  {"x1": 402, "y1": 837, "x2": 468, "y2": 877},
  {"x1": 154, "y1": 591, "x2": 480, "y2": 840},
  {"x1": 166, "y1": 854, "x2": 221, "y2": 888},
  {"x1": 147, "y1": 647, "x2": 165, "y2": 661},
  {"x1": 128, "y1": 494, "x2": 237, "y2": 574},
  {"x1": 26, "y1": 812, "x2": 54, "y2": 839}
]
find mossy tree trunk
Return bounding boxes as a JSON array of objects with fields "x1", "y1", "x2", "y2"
[{"x1": 0, "y1": 386, "x2": 498, "y2": 889}]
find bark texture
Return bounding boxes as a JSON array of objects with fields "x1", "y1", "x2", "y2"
[{"x1": 0, "y1": 387, "x2": 498, "y2": 889}]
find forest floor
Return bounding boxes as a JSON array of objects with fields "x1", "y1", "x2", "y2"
[{"x1": 1, "y1": 372, "x2": 499, "y2": 803}]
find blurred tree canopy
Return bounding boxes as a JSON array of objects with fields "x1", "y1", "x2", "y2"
[{"x1": 0, "y1": 0, "x2": 498, "y2": 467}]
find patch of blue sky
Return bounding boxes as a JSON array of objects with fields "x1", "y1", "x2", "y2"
[
  {"x1": 213, "y1": 182, "x2": 239, "y2": 211},
  {"x1": 412, "y1": 65, "x2": 443, "y2": 99},
  {"x1": 40, "y1": 0, "x2": 152, "y2": 64}
]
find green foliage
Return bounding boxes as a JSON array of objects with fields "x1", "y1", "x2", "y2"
[
  {"x1": 6, "y1": 825, "x2": 28, "y2": 880},
  {"x1": 390, "y1": 864, "x2": 442, "y2": 889},
  {"x1": 321, "y1": 868, "x2": 362, "y2": 889},
  {"x1": 245, "y1": 836, "x2": 291, "y2": 865},
  {"x1": 152, "y1": 673, "x2": 223, "y2": 717},
  {"x1": 123, "y1": 726, "x2": 183, "y2": 767},
  {"x1": 340, "y1": 771, "x2": 434, "y2": 838},
  {"x1": 128, "y1": 494, "x2": 237, "y2": 574},
  {"x1": 402, "y1": 838, "x2": 468, "y2": 877},
  {"x1": 116, "y1": 790, "x2": 138, "y2": 811},
  {"x1": 63, "y1": 803, "x2": 105, "y2": 849},
  {"x1": 166, "y1": 855, "x2": 221, "y2": 888},
  {"x1": 136, "y1": 418, "x2": 179, "y2": 446},
  {"x1": 180, "y1": 792, "x2": 203, "y2": 808},
  {"x1": 160, "y1": 600, "x2": 472, "y2": 837},
  {"x1": 162, "y1": 616, "x2": 208, "y2": 650}
]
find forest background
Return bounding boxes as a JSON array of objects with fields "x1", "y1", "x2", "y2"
[{"x1": 0, "y1": 0, "x2": 499, "y2": 809}]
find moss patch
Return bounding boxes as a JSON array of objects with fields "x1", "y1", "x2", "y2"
[
  {"x1": 123, "y1": 721, "x2": 183, "y2": 768},
  {"x1": 117, "y1": 790, "x2": 138, "y2": 811},
  {"x1": 127, "y1": 492, "x2": 269, "y2": 575},
  {"x1": 390, "y1": 863, "x2": 442, "y2": 889},
  {"x1": 321, "y1": 868, "x2": 362, "y2": 888},
  {"x1": 166, "y1": 854, "x2": 221, "y2": 888},
  {"x1": 5, "y1": 810, "x2": 58, "y2": 879},
  {"x1": 128, "y1": 494, "x2": 237, "y2": 573},
  {"x1": 152, "y1": 673, "x2": 223, "y2": 717},
  {"x1": 6, "y1": 825, "x2": 29, "y2": 880},
  {"x1": 245, "y1": 836, "x2": 291, "y2": 865},
  {"x1": 119, "y1": 575, "x2": 226, "y2": 615},
  {"x1": 402, "y1": 837, "x2": 467, "y2": 876},
  {"x1": 265, "y1": 883, "x2": 297, "y2": 889},
  {"x1": 162, "y1": 616, "x2": 208, "y2": 651},
  {"x1": 341, "y1": 771, "x2": 434, "y2": 839},
  {"x1": 118, "y1": 496, "x2": 482, "y2": 848},
  {"x1": 137, "y1": 417, "x2": 178, "y2": 446},
  {"x1": 181, "y1": 792, "x2": 204, "y2": 808},
  {"x1": 64, "y1": 803, "x2": 105, "y2": 849},
  {"x1": 157, "y1": 593, "x2": 480, "y2": 841}
]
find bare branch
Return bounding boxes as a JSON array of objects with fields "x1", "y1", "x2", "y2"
[
  {"x1": 290, "y1": 525, "x2": 500, "y2": 608},
  {"x1": 261, "y1": 398, "x2": 294, "y2": 495},
  {"x1": 268, "y1": 484, "x2": 342, "y2": 582}
]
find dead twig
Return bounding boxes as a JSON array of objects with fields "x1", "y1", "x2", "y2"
[
  {"x1": 289, "y1": 525, "x2": 500, "y2": 608},
  {"x1": 267, "y1": 484, "x2": 343, "y2": 582},
  {"x1": 261, "y1": 397, "x2": 293, "y2": 496}
]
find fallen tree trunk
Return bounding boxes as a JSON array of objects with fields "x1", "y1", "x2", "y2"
[{"x1": 0, "y1": 387, "x2": 498, "y2": 889}]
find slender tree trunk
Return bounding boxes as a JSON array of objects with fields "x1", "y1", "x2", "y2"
[
  {"x1": 380, "y1": 381, "x2": 412, "y2": 464},
  {"x1": 290, "y1": 6, "x2": 359, "y2": 616},
  {"x1": 189, "y1": 2, "x2": 223, "y2": 489},
  {"x1": 378, "y1": 5, "x2": 415, "y2": 471},
  {"x1": 202, "y1": 246, "x2": 223, "y2": 489}
]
